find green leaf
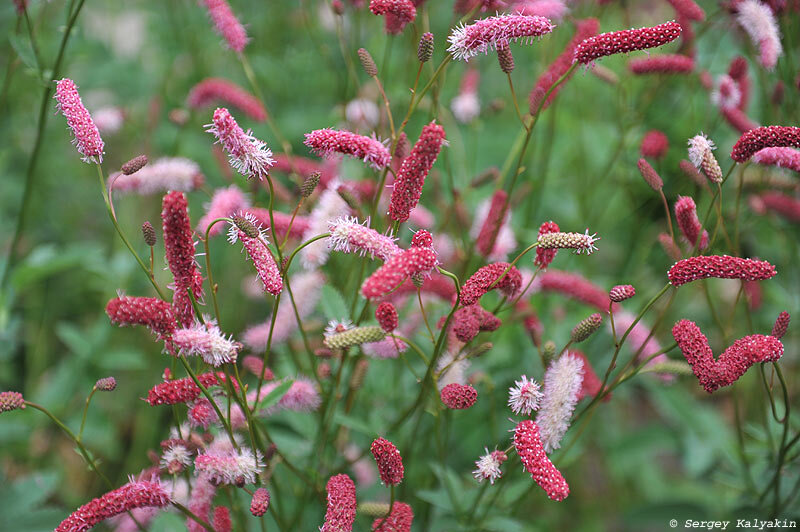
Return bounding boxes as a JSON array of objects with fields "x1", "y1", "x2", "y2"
[
  {"x1": 8, "y1": 34, "x2": 39, "y2": 75},
  {"x1": 255, "y1": 379, "x2": 293, "y2": 411},
  {"x1": 320, "y1": 285, "x2": 349, "y2": 321},
  {"x1": 333, "y1": 412, "x2": 374, "y2": 436}
]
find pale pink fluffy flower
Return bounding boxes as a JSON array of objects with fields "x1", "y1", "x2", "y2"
[
  {"x1": 92, "y1": 106, "x2": 125, "y2": 134},
  {"x1": 54, "y1": 78, "x2": 104, "y2": 163},
  {"x1": 172, "y1": 320, "x2": 242, "y2": 366},
  {"x1": 197, "y1": 186, "x2": 251, "y2": 237},
  {"x1": 111, "y1": 157, "x2": 205, "y2": 195},
  {"x1": 361, "y1": 336, "x2": 408, "y2": 359},
  {"x1": 328, "y1": 216, "x2": 401, "y2": 261},
  {"x1": 194, "y1": 447, "x2": 263, "y2": 485},
  {"x1": 535, "y1": 353, "x2": 583, "y2": 453},
  {"x1": 447, "y1": 14, "x2": 555, "y2": 61},
  {"x1": 736, "y1": 0, "x2": 782, "y2": 70},
  {"x1": 752, "y1": 147, "x2": 800, "y2": 172},
  {"x1": 201, "y1": 0, "x2": 248, "y2": 52},
  {"x1": 513, "y1": 0, "x2": 568, "y2": 21},
  {"x1": 207, "y1": 107, "x2": 275, "y2": 180},
  {"x1": 711, "y1": 74, "x2": 742, "y2": 110}
]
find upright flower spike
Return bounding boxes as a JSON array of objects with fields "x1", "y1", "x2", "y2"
[
  {"x1": 162, "y1": 191, "x2": 204, "y2": 328},
  {"x1": 388, "y1": 121, "x2": 446, "y2": 223},
  {"x1": 629, "y1": 54, "x2": 694, "y2": 74},
  {"x1": 736, "y1": 0, "x2": 782, "y2": 70},
  {"x1": 369, "y1": 0, "x2": 416, "y2": 34},
  {"x1": 534, "y1": 221, "x2": 560, "y2": 268},
  {"x1": 55, "y1": 480, "x2": 170, "y2": 532},
  {"x1": 496, "y1": 40, "x2": 516, "y2": 73},
  {"x1": 573, "y1": 20, "x2": 682, "y2": 64},
  {"x1": 674, "y1": 196, "x2": 708, "y2": 249},
  {"x1": 536, "y1": 352, "x2": 583, "y2": 452},
  {"x1": 250, "y1": 488, "x2": 270, "y2": 517},
  {"x1": 513, "y1": 420, "x2": 570, "y2": 501},
  {"x1": 447, "y1": 14, "x2": 554, "y2": 62},
  {"x1": 371, "y1": 437, "x2": 404, "y2": 485},
  {"x1": 361, "y1": 247, "x2": 438, "y2": 299},
  {"x1": 201, "y1": 0, "x2": 248, "y2": 52},
  {"x1": 637, "y1": 158, "x2": 663, "y2": 191},
  {"x1": 54, "y1": 78, "x2": 104, "y2": 163},
  {"x1": 228, "y1": 214, "x2": 282, "y2": 296},
  {"x1": 371, "y1": 501, "x2": 414, "y2": 531},
  {"x1": 172, "y1": 321, "x2": 242, "y2": 366},
  {"x1": 731, "y1": 126, "x2": 800, "y2": 163},
  {"x1": 213, "y1": 507, "x2": 232, "y2": 532},
  {"x1": 536, "y1": 230, "x2": 599, "y2": 255},
  {"x1": 460, "y1": 262, "x2": 523, "y2": 306},
  {"x1": 207, "y1": 108, "x2": 275, "y2": 180},
  {"x1": 328, "y1": 217, "x2": 401, "y2": 261},
  {"x1": 95, "y1": 377, "x2": 117, "y2": 392},
  {"x1": 475, "y1": 190, "x2": 508, "y2": 257},
  {"x1": 672, "y1": 319, "x2": 784, "y2": 393},
  {"x1": 187, "y1": 78, "x2": 266, "y2": 121},
  {"x1": 304, "y1": 128, "x2": 392, "y2": 170},
  {"x1": 0, "y1": 391, "x2": 25, "y2": 413},
  {"x1": 418, "y1": 32, "x2": 434, "y2": 62},
  {"x1": 122, "y1": 155, "x2": 148, "y2": 175},
  {"x1": 145, "y1": 372, "x2": 226, "y2": 406},
  {"x1": 667, "y1": 255, "x2": 777, "y2": 286},
  {"x1": 440, "y1": 383, "x2": 478, "y2": 409},
  {"x1": 688, "y1": 133, "x2": 722, "y2": 183},
  {"x1": 771, "y1": 311, "x2": 790, "y2": 339},
  {"x1": 322, "y1": 474, "x2": 357, "y2": 532},
  {"x1": 106, "y1": 296, "x2": 177, "y2": 341},
  {"x1": 473, "y1": 448, "x2": 508, "y2": 484},
  {"x1": 508, "y1": 375, "x2": 543, "y2": 416}
]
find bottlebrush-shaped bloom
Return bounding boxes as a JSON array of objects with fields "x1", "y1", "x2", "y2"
[
  {"x1": 641, "y1": 130, "x2": 669, "y2": 159},
  {"x1": 672, "y1": 319, "x2": 784, "y2": 393},
  {"x1": 95, "y1": 377, "x2": 117, "y2": 391},
  {"x1": 187, "y1": 474, "x2": 215, "y2": 532},
  {"x1": 570, "y1": 313, "x2": 602, "y2": 342},
  {"x1": 112, "y1": 157, "x2": 205, "y2": 195},
  {"x1": 305, "y1": 128, "x2": 391, "y2": 170},
  {"x1": 197, "y1": 186, "x2": 251, "y2": 237},
  {"x1": 752, "y1": 192, "x2": 800, "y2": 222},
  {"x1": 250, "y1": 488, "x2": 270, "y2": 516},
  {"x1": 534, "y1": 221, "x2": 560, "y2": 268},
  {"x1": 473, "y1": 448, "x2": 507, "y2": 484},
  {"x1": 187, "y1": 78, "x2": 266, "y2": 121},
  {"x1": 447, "y1": 14, "x2": 554, "y2": 61},
  {"x1": 0, "y1": 391, "x2": 24, "y2": 413},
  {"x1": 736, "y1": 0, "x2": 782, "y2": 70},
  {"x1": 242, "y1": 355, "x2": 274, "y2": 380},
  {"x1": 629, "y1": 54, "x2": 694, "y2": 74},
  {"x1": 371, "y1": 437, "x2": 404, "y2": 485},
  {"x1": 475, "y1": 190, "x2": 509, "y2": 258},
  {"x1": 530, "y1": 18, "x2": 598, "y2": 111},
  {"x1": 106, "y1": 296, "x2": 177, "y2": 341},
  {"x1": 328, "y1": 216, "x2": 400, "y2": 261},
  {"x1": 674, "y1": 196, "x2": 708, "y2": 249},
  {"x1": 207, "y1": 108, "x2": 274, "y2": 180},
  {"x1": 668, "y1": 255, "x2": 777, "y2": 286},
  {"x1": 440, "y1": 383, "x2": 478, "y2": 409},
  {"x1": 508, "y1": 375, "x2": 543, "y2": 415},
  {"x1": 460, "y1": 262, "x2": 522, "y2": 306},
  {"x1": 201, "y1": 0, "x2": 248, "y2": 52},
  {"x1": 573, "y1": 20, "x2": 682, "y2": 64},
  {"x1": 172, "y1": 321, "x2": 242, "y2": 366},
  {"x1": 471, "y1": 192, "x2": 516, "y2": 261},
  {"x1": 375, "y1": 302, "x2": 399, "y2": 332},
  {"x1": 451, "y1": 304, "x2": 501, "y2": 343},
  {"x1": 369, "y1": 0, "x2": 416, "y2": 34},
  {"x1": 451, "y1": 69, "x2": 480, "y2": 123},
  {"x1": 609, "y1": 284, "x2": 635, "y2": 302},
  {"x1": 145, "y1": 372, "x2": 226, "y2": 406},
  {"x1": 667, "y1": 0, "x2": 705, "y2": 21},
  {"x1": 513, "y1": 420, "x2": 570, "y2": 501},
  {"x1": 324, "y1": 326, "x2": 386, "y2": 349},
  {"x1": 752, "y1": 147, "x2": 800, "y2": 172},
  {"x1": 538, "y1": 270, "x2": 613, "y2": 311},
  {"x1": 537, "y1": 229, "x2": 599, "y2": 255},
  {"x1": 53, "y1": 78, "x2": 104, "y2": 163},
  {"x1": 274, "y1": 377, "x2": 322, "y2": 412},
  {"x1": 536, "y1": 353, "x2": 583, "y2": 452},
  {"x1": 160, "y1": 441, "x2": 193, "y2": 473},
  {"x1": 195, "y1": 447, "x2": 264, "y2": 485},
  {"x1": 388, "y1": 121, "x2": 446, "y2": 222},
  {"x1": 731, "y1": 126, "x2": 800, "y2": 162},
  {"x1": 771, "y1": 311, "x2": 790, "y2": 339},
  {"x1": 55, "y1": 480, "x2": 170, "y2": 532},
  {"x1": 228, "y1": 214, "x2": 282, "y2": 296},
  {"x1": 321, "y1": 474, "x2": 357, "y2": 532},
  {"x1": 372, "y1": 501, "x2": 413, "y2": 531},
  {"x1": 361, "y1": 247, "x2": 438, "y2": 299},
  {"x1": 162, "y1": 191, "x2": 204, "y2": 327},
  {"x1": 722, "y1": 107, "x2": 759, "y2": 134}
]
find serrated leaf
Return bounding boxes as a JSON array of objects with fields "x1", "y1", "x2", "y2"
[
  {"x1": 320, "y1": 284, "x2": 349, "y2": 321},
  {"x1": 255, "y1": 379, "x2": 293, "y2": 412}
]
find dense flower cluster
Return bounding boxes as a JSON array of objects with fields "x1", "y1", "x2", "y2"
[
  {"x1": 162, "y1": 191, "x2": 204, "y2": 327},
  {"x1": 54, "y1": 78, "x2": 104, "y2": 163},
  {"x1": 201, "y1": 0, "x2": 248, "y2": 52},
  {"x1": 440, "y1": 383, "x2": 478, "y2": 409},
  {"x1": 371, "y1": 437, "x2": 405, "y2": 485},
  {"x1": 371, "y1": 501, "x2": 414, "y2": 531},
  {"x1": 668, "y1": 256, "x2": 777, "y2": 286},
  {"x1": 304, "y1": 128, "x2": 392, "y2": 169},
  {"x1": 361, "y1": 247, "x2": 438, "y2": 299},
  {"x1": 207, "y1": 107, "x2": 275, "y2": 179},
  {"x1": 460, "y1": 262, "x2": 523, "y2": 306},
  {"x1": 106, "y1": 296, "x2": 176, "y2": 341},
  {"x1": 145, "y1": 372, "x2": 226, "y2": 406},
  {"x1": 448, "y1": 14, "x2": 555, "y2": 61},
  {"x1": 388, "y1": 121, "x2": 446, "y2": 222},
  {"x1": 731, "y1": 126, "x2": 800, "y2": 162},
  {"x1": 513, "y1": 420, "x2": 570, "y2": 501},
  {"x1": 322, "y1": 474, "x2": 357, "y2": 532}
]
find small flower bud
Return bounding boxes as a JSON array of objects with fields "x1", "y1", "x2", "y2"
[
  {"x1": 231, "y1": 213, "x2": 261, "y2": 239},
  {"x1": 250, "y1": 488, "x2": 270, "y2": 517},
  {"x1": 410, "y1": 273, "x2": 425, "y2": 288},
  {"x1": 331, "y1": 0, "x2": 344, "y2": 15},
  {"x1": 358, "y1": 48, "x2": 378, "y2": 77},
  {"x1": 771, "y1": 311, "x2": 790, "y2": 339},
  {"x1": 121, "y1": 155, "x2": 148, "y2": 175},
  {"x1": 543, "y1": 341, "x2": 556, "y2": 363},
  {"x1": 496, "y1": 40, "x2": 515, "y2": 74},
  {"x1": 0, "y1": 391, "x2": 25, "y2": 413},
  {"x1": 141, "y1": 221, "x2": 157, "y2": 247},
  {"x1": 609, "y1": 285, "x2": 635, "y2": 303},
  {"x1": 637, "y1": 158, "x2": 663, "y2": 191},
  {"x1": 95, "y1": 377, "x2": 117, "y2": 391},
  {"x1": 537, "y1": 230, "x2": 599, "y2": 255},
  {"x1": 418, "y1": 32, "x2": 434, "y2": 63},
  {"x1": 701, "y1": 149, "x2": 723, "y2": 183},
  {"x1": 571, "y1": 313, "x2": 603, "y2": 343},
  {"x1": 315, "y1": 347, "x2": 334, "y2": 359},
  {"x1": 324, "y1": 326, "x2": 386, "y2": 350},
  {"x1": 301, "y1": 172, "x2": 321, "y2": 198}
]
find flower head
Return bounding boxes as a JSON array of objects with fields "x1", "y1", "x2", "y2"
[
  {"x1": 667, "y1": 0, "x2": 705, "y2": 21},
  {"x1": 201, "y1": 0, "x2": 248, "y2": 52},
  {"x1": 513, "y1": 420, "x2": 570, "y2": 501},
  {"x1": 195, "y1": 447, "x2": 264, "y2": 485},
  {"x1": 447, "y1": 14, "x2": 555, "y2": 62},
  {"x1": 173, "y1": 321, "x2": 242, "y2": 366},
  {"x1": 473, "y1": 448, "x2": 508, "y2": 484},
  {"x1": 440, "y1": 383, "x2": 478, "y2": 409},
  {"x1": 771, "y1": 311, "x2": 790, "y2": 339},
  {"x1": 629, "y1": 54, "x2": 694, "y2": 74},
  {"x1": 0, "y1": 391, "x2": 25, "y2": 413},
  {"x1": 371, "y1": 501, "x2": 414, "y2": 531},
  {"x1": 536, "y1": 353, "x2": 584, "y2": 452},
  {"x1": 322, "y1": 474, "x2": 357, "y2": 532},
  {"x1": 122, "y1": 155, "x2": 148, "y2": 176},
  {"x1": 54, "y1": 78, "x2": 104, "y2": 163},
  {"x1": 388, "y1": 122, "x2": 446, "y2": 222},
  {"x1": 609, "y1": 284, "x2": 635, "y2": 303},
  {"x1": 536, "y1": 230, "x2": 599, "y2": 255},
  {"x1": 451, "y1": 303, "x2": 501, "y2": 343},
  {"x1": 106, "y1": 296, "x2": 177, "y2": 341},
  {"x1": 508, "y1": 375, "x2": 543, "y2": 415},
  {"x1": 328, "y1": 217, "x2": 400, "y2": 261},
  {"x1": 369, "y1": 0, "x2": 416, "y2": 34},
  {"x1": 674, "y1": 196, "x2": 708, "y2": 250},
  {"x1": 460, "y1": 262, "x2": 523, "y2": 306},
  {"x1": 534, "y1": 221, "x2": 560, "y2": 268},
  {"x1": 228, "y1": 214, "x2": 282, "y2": 296},
  {"x1": 207, "y1": 108, "x2": 275, "y2": 180},
  {"x1": 361, "y1": 247, "x2": 438, "y2": 299},
  {"x1": 731, "y1": 126, "x2": 800, "y2": 163},
  {"x1": 668, "y1": 255, "x2": 777, "y2": 286},
  {"x1": 375, "y1": 302, "x2": 399, "y2": 332},
  {"x1": 250, "y1": 488, "x2": 270, "y2": 517},
  {"x1": 112, "y1": 157, "x2": 205, "y2": 195},
  {"x1": 641, "y1": 130, "x2": 669, "y2": 159},
  {"x1": 573, "y1": 20, "x2": 682, "y2": 64},
  {"x1": 752, "y1": 147, "x2": 800, "y2": 172},
  {"x1": 145, "y1": 372, "x2": 226, "y2": 406},
  {"x1": 736, "y1": 0, "x2": 782, "y2": 70},
  {"x1": 371, "y1": 437, "x2": 404, "y2": 485},
  {"x1": 570, "y1": 313, "x2": 603, "y2": 342},
  {"x1": 475, "y1": 190, "x2": 509, "y2": 258},
  {"x1": 95, "y1": 377, "x2": 117, "y2": 392},
  {"x1": 324, "y1": 326, "x2": 386, "y2": 350},
  {"x1": 304, "y1": 128, "x2": 391, "y2": 170},
  {"x1": 162, "y1": 191, "x2": 204, "y2": 327}
]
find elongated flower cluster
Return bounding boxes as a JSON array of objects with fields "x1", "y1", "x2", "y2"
[
  {"x1": 388, "y1": 121, "x2": 446, "y2": 222},
  {"x1": 609, "y1": 284, "x2": 635, "y2": 303},
  {"x1": 213, "y1": 507, "x2": 231, "y2": 532},
  {"x1": 112, "y1": 157, "x2": 205, "y2": 195},
  {"x1": 629, "y1": 54, "x2": 694, "y2": 74},
  {"x1": 473, "y1": 448, "x2": 507, "y2": 484},
  {"x1": 322, "y1": 474, "x2": 357, "y2": 532},
  {"x1": 536, "y1": 353, "x2": 583, "y2": 452},
  {"x1": 641, "y1": 130, "x2": 669, "y2": 159},
  {"x1": 202, "y1": 0, "x2": 248, "y2": 52},
  {"x1": 172, "y1": 321, "x2": 241, "y2": 366},
  {"x1": 145, "y1": 372, "x2": 225, "y2": 406},
  {"x1": 674, "y1": 196, "x2": 708, "y2": 249},
  {"x1": 250, "y1": 488, "x2": 270, "y2": 517},
  {"x1": 187, "y1": 474, "x2": 215, "y2": 532},
  {"x1": 229, "y1": 216, "x2": 282, "y2": 296},
  {"x1": 534, "y1": 221, "x2": 560, "y2": 268},
  {"x1": 508, "y1": 375, "x2": 543, "y2": 415},
  {"x1": 0, "y1": 391, "x2": 24, "y2": 413},
  {"x1": 369, "y1": 0, "x2": 416, "y2": 34},
  {"x1": 637, "y1": 158, "x2": 663, "y2": 191},
  {"x1": 668, "y1": 255, "x2": 776, "y2": 286},
  {"x1": 731, "y1": 126, "x2": 800, "y2": 163},
  {"x1": 451, "y1": 303, "x2": 501, "y2": 342},
  {"x1": 197, "y1": 186, "x2": 251, "y2": 237},
  {"x1": 513, "y1": 420, "x2": 570, "y2": 501},
  {"x1": 573, "y1": 20, "x2": 682, "y2": 64},
  {"x1": 195, "y1": 447, "x2": 263, "y2": 485},
  {"x1": 328, "y1": 216, "x2": 400, "y2": 261},
  {"x1": 106, "y1": 296, "x2": 176, "y2": 341},
  {"x1": 460, "y1": 262, "x2": 522, "y2": 306},
  {"x1": 448, "y1": 14, "x2": 554, "y2": 61},
  {"x1": 324, "y1": 326, "x2": 386, "y2": 350},
  {"x1": 752, "y1": 147, "x2": 800, "y2": 172},
  {"x1": 375, "y1": 302, "x2": 398, "y2": 332},
  {"x1": 475, "y1": 190, "x2": 508, "y2": 257},
  {"x1": 736, "y1": 0, "x2": 782, "y2": 70},
  {"x1": 361, "y1": 247, "x2": 438, "y2": 299},
  {"x1": 537, "y1": 229, "x2": 599, "y2": 255},
  {"x1": 54, "y1": 78, "x2": 104, "y2": 163},
  {"x1": 570, "y1": 313, "x2": 602, "y2": 342},
  {"x1": 188, "y1": 78, "x2": 266, "y2": 121},
  {"x1": 305, "y1": 128, "x2": 391, "y2": 170},
  {"x1": 162, "y1": 191, "x2": 204, "y2": 327},
  {"x1": 371, "y1": 437, "x2": 404, "y2": 485},
  {"x1": 207, "y1": 108, "x2": 274, "y2": 179},
  {"x1": 440, "y1": 383, "x2": 478, "y2": 409},
  {"x1": 672, "y1": 319, "x2": 784, "y2": 393},
  {"x1": 95, "y1": 377, "x2": 117, "y2": 392},
  {"x1": 122, "y1": 155, "x2": 148, "y2": 176},
  {"x1": 771, "y1": 312, "x2": 790, "y2": 339},
  {"x1": 56, "y1": 480, "x2": 170, "y2": 532}
]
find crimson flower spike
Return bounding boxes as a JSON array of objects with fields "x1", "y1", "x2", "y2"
[{"x1": 573, "y1": 20, "x2": 682, "y2": 64}]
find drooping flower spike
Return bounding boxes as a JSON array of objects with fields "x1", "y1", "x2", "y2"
[
  {"x1": 228, "y1": 213, "x2": 283, "y2": 296},
  {"x1": 369, "y1": 0, "x2": 416, "y2": 34},
  {"x1": 447, "y1": 14, "x2": 555, "y2": 62},
  {"x1": 573, "y1": 20, "x2": 682, "y2": 64},
  {"x1": 667, "y1": 255, "x2": 776, "y2": 286},
  {"x1": 304, "y1": 128, "x2": 392, "y2": 170},
  {"x1": 195, "y1": 447, "x2": 264, "y2": 485},
  {"x1": 106, "y1": 296, "x2": 177, "y2": 341},
  {"x1": 736, "y1": 0, "x2": 782, "y2": 70},
  {"x1": 361, "y1": 247, "x2": 438, "y2": 299},
  {"x1": 751, "y1": 147, "x2": 800, "y2": 173},
  {"x1": 731, "y1": 126, "x2": 800, "y2": 163},
  {"x1": 145, "y1": 372, "x2": 228, "y2": 406},
  {"x1": 451, "y1": 303, "x2": 501, "y2": 343},
  {"x1": 54, "y1": 78, "x2": 104, "y2": 163},
  {"x1": 328, "y1": 216, "x2": 401, "y2": 261},
  {"x1": 371, "y1": 501, "x2": 414, "y2": 531},
  {"x1": 162, "y1": 191, "x2": 204, "y2": 327},
  {"x1": 674, "y1": 196, "x2": 708, "y2": 250},
  {"x1": 188, "y1": 78, "x2": 266, "y2": 121},
  {"x1": 629, "y1": 54, "x2": 694, "y2": 75},
  {"x1": 207, "y1": 107, "x2": 275, "y2": 180},
  {"x1": 201, "y1": 0, "x2": 248, "y2": 52},
  {"x1": 112, "y1": 157, "x2": 205, "y2": 195},
  {"x1": 197, "y1": 186, "x2": 251, "y2": 237},
  {"x1": 172, "y1": 320, "x2": 242, "y2": 366},
  {"x1": 460, "y1": 262, "x2": 523, "y2": 306},
  {"x1": 667, "y1": 0, "x2": 705, "y2": 21},
  {"x1": 371, "y1": 437, "x2": 404, "y2": 485},
  {"x1": 513, "y1": 420, "x2": 570, "y2": 501}
]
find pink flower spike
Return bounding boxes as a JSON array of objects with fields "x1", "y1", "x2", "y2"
[
  {"x1": 162, "y1": 191, "x2": 204, "y2": 328},
  {"x1": 668, "y1": 255, "x2": 776, "y2": 286},
  {"x1": 328, "y1": 216, "x2": 401, "y2": 261},
  {"x1": 321, "y1": 474, "x2": 357, "y2": 532},
  {"x1": 106, "y1": 296, "x2": 176, "y2": 341},
  {"x1": 629, "y1": 54, "x2": 694, "y2": 74},
  {"x1": 372, "y1": 501, "x2": 414, "y2": 531},
  {"x1": 213, "y1": 507, "x2": 231, "y2": 532},
  {"x1": 0, "y1": 391, "x2": 25, "y2": 413},
  {"x1": 55, "y1": 480, "x2": 170, "y2": 532},
  {"x1": 145, "y1": 372, "x2": 227, "y2": 406},
  {"x1": 172, "y1": 320, "x2": 242, "y2": 366},
  {"x1": 752, "y1": 147, "x2": 800, "y2": 172},
  {"x1": 641, "y1": 130, "x2": 669, "y2": 159},
  {"x1": 207, "y1": 108, "x2": 275, "y2": 180},
  {"x1": 369, "y1": 0, "x2": 416, "y2": 34},
  {"x1": 371, "y1": 437, "x2": 404, "y2": 485},
  {"x1": 361, "y1": 247, "x2": 438, "y2": 300},
  {"x1": 54, "y1": 78, "x2": 104, "y2": 163},
  {"x1": 475, "y1": 190, "x2": 508, "y2": 257},
  {"x1": 609, "y1": 284, "x2": 635, "y2": 303},
  {"x1": 304, "y1": 128, "x2": 391, "y2": 170},
  {"x1": 508, "y1": 375, "x2": 543, "y2": 415},
  {"x1": 201, "y1": 0, "x2": 248, "y2": 52},
  {"x1": 674, "y1": 196, "x2": 708, "y2": 250},
  {"x1": 388, "y1": 121, "x2": 446, "y2": 222},
  {"x1": 447, "y1": 14, "x2": 555, "y2": 61},
  {"x1": 228, "y1": 214, "x2": 282, "y2": 296},
  {"x1": 534, "y1": 221, "x2": 560, "y2": 268},
  {"x1": 513, "y1": 420, "x2": 570, "y2": 501},
  {"x1": 375, "y1": 302, "x2": 399, "y2": 332},
  {"x1": 573, "y1": 20, "x2": 682, "y2": 65},
  {"x1": 440, "y1": 383, "x2": 478, "y2": 409},
  {"x1": 538, "y1": 269, "x2": 613, "y2": 311},
  {"x1": 736, "y1": 0, "x2": 782, "y2": 70},
  {"x1": 731, "y1": 126, "x2": 800, "y2": 163},
  {"x1": 250, "y1": 488, "x2": 270, "y2": 516},
  {"x1": 771, "y1": 311, "x2": 790, "y2": 339},
  {"x1": 188, "y1": 78, "x2": 266, "y2": 121},
  {"x1": 755, "y1": 192, "x2": 800, "y2": 222},
  {"x1": 460, "y1": 262, "x2": 523, "y2": 306},
  {"x1": 195, "y1": 447, "x2": 264, "y2": 485},
  {"x1": 536, "y1": 352, "x2": 583, "y2": 452}
]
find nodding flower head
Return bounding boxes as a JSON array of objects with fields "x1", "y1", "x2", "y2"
[
  {"x1": 667, "y1": 255, "x2": 776, "y2": 286},
  {"x1": 460, "y1": 262, "x2": 523, "y2": 306},
  {"x1": 513, "y1": 420, "x2": 570, "y2": 501},
  {"x1": 0, "y1": 391, "x2": 25, "y2": 413},
  {"x1": 201, "y1": 0, "x2": 248, "y2": 52},
  {"x1": 508, "y1": 375, "x2": 543, "y2": 416},
  {"x1": 609, "y1": 284, "x2": 636, "y2": 303},
  {"x1": 187, "y1": 78, "x2": 266, "y2": 122},
  {"x1": 195, "y1": 447, "x2": 264, "y2": 485},
  {"x1": 440, "y1": 383, "x2": 478, "y2": 409},
  {"x1": 369, "y1": 0, "x2": 416, "y2": 34},
  {"x1": 250, "y1": 488, "x2": 270, "y2": 517},
  {"x1": 447, "y1": 14, "x2": 555, "y2": 62},
  {"x1": 573, "y1": 20, "x2": 682, "y2": 64},
  {"x1": 122, "y1": 155, "x2": 148, "y2": 175},
  {"x1": 145, "y1": 372, "x2": 226, "y2": 406},
  {"x1": 95, "y1": 377, "x2": 117, "y2": 392},
  {"x1": 228, "y1": 213, "x2": 282, "y2": 296},
  {"x1": 106, "y1": 296, "x2": 177, "y2": 341},
  {"x1": 473, "y1": 448, "x2": 508, "y2": 484},
  {"x1": 674, "y1": 196, "x2": 708, "y2": 250},
  {"x1": 371, "y1": 501, "x2": 414, "y2": 532},
  {"x1": 304, "y1": 128, "x2": 392, "y2": 170},
  {"x1": 736, "y1": 0, "x2": 782, "y2": 70},
  {"x1": 322, "y1": 474, "x2": 357, "y2": 532},
  {"x1": 371, "y1": 437, "x2": 404, "y2": 485},
  {"x1": 207, "y1": 108, "x2": 275, "y2": 180},
  {"x1": 54, "y1": 78, "x2": 104, "y2": 163}
]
